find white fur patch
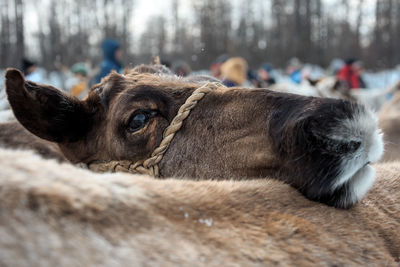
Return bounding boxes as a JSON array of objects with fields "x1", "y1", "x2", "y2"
[
  {"x1": 348, "y1": 165, "x2": 376, "y2": 205},
  {"x1": 369, "y1": 130, "x2": 384, "y2": 163},
  {"x1": 331, "y1": 106, "x2": 384, "y2": 195}
]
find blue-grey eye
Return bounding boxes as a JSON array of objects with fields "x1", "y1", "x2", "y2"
[
  {"x1": 128, "y1": 113, "x2": 149, "y2": 132},
  {"x1": 127, "y1": 110, "x2": 158, "y2": 133}
]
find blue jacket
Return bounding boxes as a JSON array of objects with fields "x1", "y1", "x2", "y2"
[
  {"x1": 290, "y1": 69, "x2": 302, "y2": 84},
  {"x1": 95, "y1": 39, "x2": 123, "y2": 83},
  {"x1": 222, "y1": 79, "x2": 238, "y2": 87}
]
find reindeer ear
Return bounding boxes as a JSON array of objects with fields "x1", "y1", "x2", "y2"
[{"x1": 5, "y1": 68, "x2": 92, "y2": 143}]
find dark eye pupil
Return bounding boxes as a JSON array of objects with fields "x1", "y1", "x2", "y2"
[{"x1": 129, "y1": 113, "x2": 149, "y2": 132}]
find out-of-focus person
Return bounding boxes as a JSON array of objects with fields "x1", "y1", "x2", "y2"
[
  {"x1": 220, "y1": 57, "x2": 248, "y2": 87},
  {"x1": 210, "y1": 54, "x2": 230, "y2": 79},
  {"x1": 161, "y1": 60, "x2": 171, "y2": 69},
  {"x1": 172, "y1": 60, "x2": 192, "y2": 77},
  {"x1": 256, "y1": 63, "x2": 276, "y2": 88},
  {"x1": 66, "y1": 62, "x2": 89, "y2": 99},
  {"x1": 337, "y1": 58, "x2": 366, "y2": 89},
  {"x1": 328, "y1": 58, "x2": 345, "y2": 76},
  {"x1": 286, "y1": 58, "x2": 303, "y2": 84},
  {"x1": 247, "y1": 69, "x2": 259, "y2": 88},
  {"x1": 21, "y1": 58, "x2": 45, "y2": 83},
  {"x1": 94, "y1": 39, "x2": 123, "y2": 84}
]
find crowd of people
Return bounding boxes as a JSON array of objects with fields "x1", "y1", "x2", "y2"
[{"x1": 20, "y1": 38, "x2": 367, "y2": 100}]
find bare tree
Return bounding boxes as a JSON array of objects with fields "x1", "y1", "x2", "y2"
[
  {"x1": 1, "y1": 0, "x2": 399, "y2": 71},
  {"x1": 1, "y1": 0, "x2": 12, "y2": 67}
]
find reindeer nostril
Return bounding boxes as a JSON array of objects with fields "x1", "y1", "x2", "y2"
[
  {"x1": 327, "y1": 140, "x2": 361, "y2": 154},
  {"x1": 337, "y1": 140, "x2": 361, "y2": 154},
  {"x1": 348, "y1": 140, "x2": 361, "y2": 152}
]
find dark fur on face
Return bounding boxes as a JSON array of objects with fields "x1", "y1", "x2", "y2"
[
  {"x1": 4, "y1": 67, "x2": 383, "y2": 208},
  {"x1": 268, "y1": 96, "x2": 364, "y2": 206}
]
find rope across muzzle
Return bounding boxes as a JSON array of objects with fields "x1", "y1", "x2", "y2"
[{"x1": 87, "y1": 81, "x2": 225, "y2": 177}]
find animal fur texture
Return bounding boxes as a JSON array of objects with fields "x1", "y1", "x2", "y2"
[
  {"x1": 3, "y1": 68, "x2": 384, "y2": 208},
  {"x1": 379, "y1": 92, "x2": 400, "y2": 162},
  {"x1": 0, "y1": 147, "x2": 399, "y2": 266}
]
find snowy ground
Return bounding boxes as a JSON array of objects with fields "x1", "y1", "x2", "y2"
[
  {"x1": 363, "y1": 67, "x2": 400, "y2": 89},
  {"x1": 273, "y1": 64, "x2": 400, "y2": 90}
]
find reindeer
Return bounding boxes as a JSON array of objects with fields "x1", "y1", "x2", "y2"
[
  {"x1": 0, "y1": 147, "x2": 398, "y2": 266},
  {"x1": 2, "y1": 67, "x2": 383, "y2": 208}
]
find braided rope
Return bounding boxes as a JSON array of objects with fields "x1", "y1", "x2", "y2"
[{"x1": 88, "y1": 82, "x2": 224, "y2": 177}]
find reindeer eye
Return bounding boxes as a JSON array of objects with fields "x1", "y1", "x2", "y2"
[
  {"x1": 127, "y1": 110, "x2": 157, "y2": 133},
  {"x1": 128, "y1": 113, "x2": 149, "y2": 132}
]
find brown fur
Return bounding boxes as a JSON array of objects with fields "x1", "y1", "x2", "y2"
[
  {"x1": 0, "y1": 121, "x2": 66, "y2": 161},
  {"x1": 131, "y1": 63, "x2": 174, "y2": 75},
  {"x1": 0, "y1": 147, "x2": 398, "y2": 266},
  {"x1": 4, "y1": 68, "x2": 383, "y2": 208},
  {"x1": 379, "y1": 92, "x2": 400, "y2": 161}
]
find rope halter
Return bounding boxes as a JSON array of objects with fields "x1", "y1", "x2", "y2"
[{"x1": 87, "y1": 81, "x2": 224, "y2": 177}]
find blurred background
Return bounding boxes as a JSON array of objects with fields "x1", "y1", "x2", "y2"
[{"x1": 0, "y1": 0, "x2": 399, "y2": 91}]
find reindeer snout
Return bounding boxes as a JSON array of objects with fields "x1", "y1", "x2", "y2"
[
  {"x1": 325, "y1": 104, "x2": 383, "y2": 162},
  {"x1": 303, "y1": 100, "x2": 383, "y2": 161},
  {"x1": 271, "y1": 98, "x2": 384, "y2": 208}
]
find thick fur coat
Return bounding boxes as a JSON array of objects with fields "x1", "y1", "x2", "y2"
[
  {"x1": 379, "y1": 92, "x2": 400, "y2": 161},
  {"x1": 0, "y1": 148, "x2": 398, "y2": 266}
]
